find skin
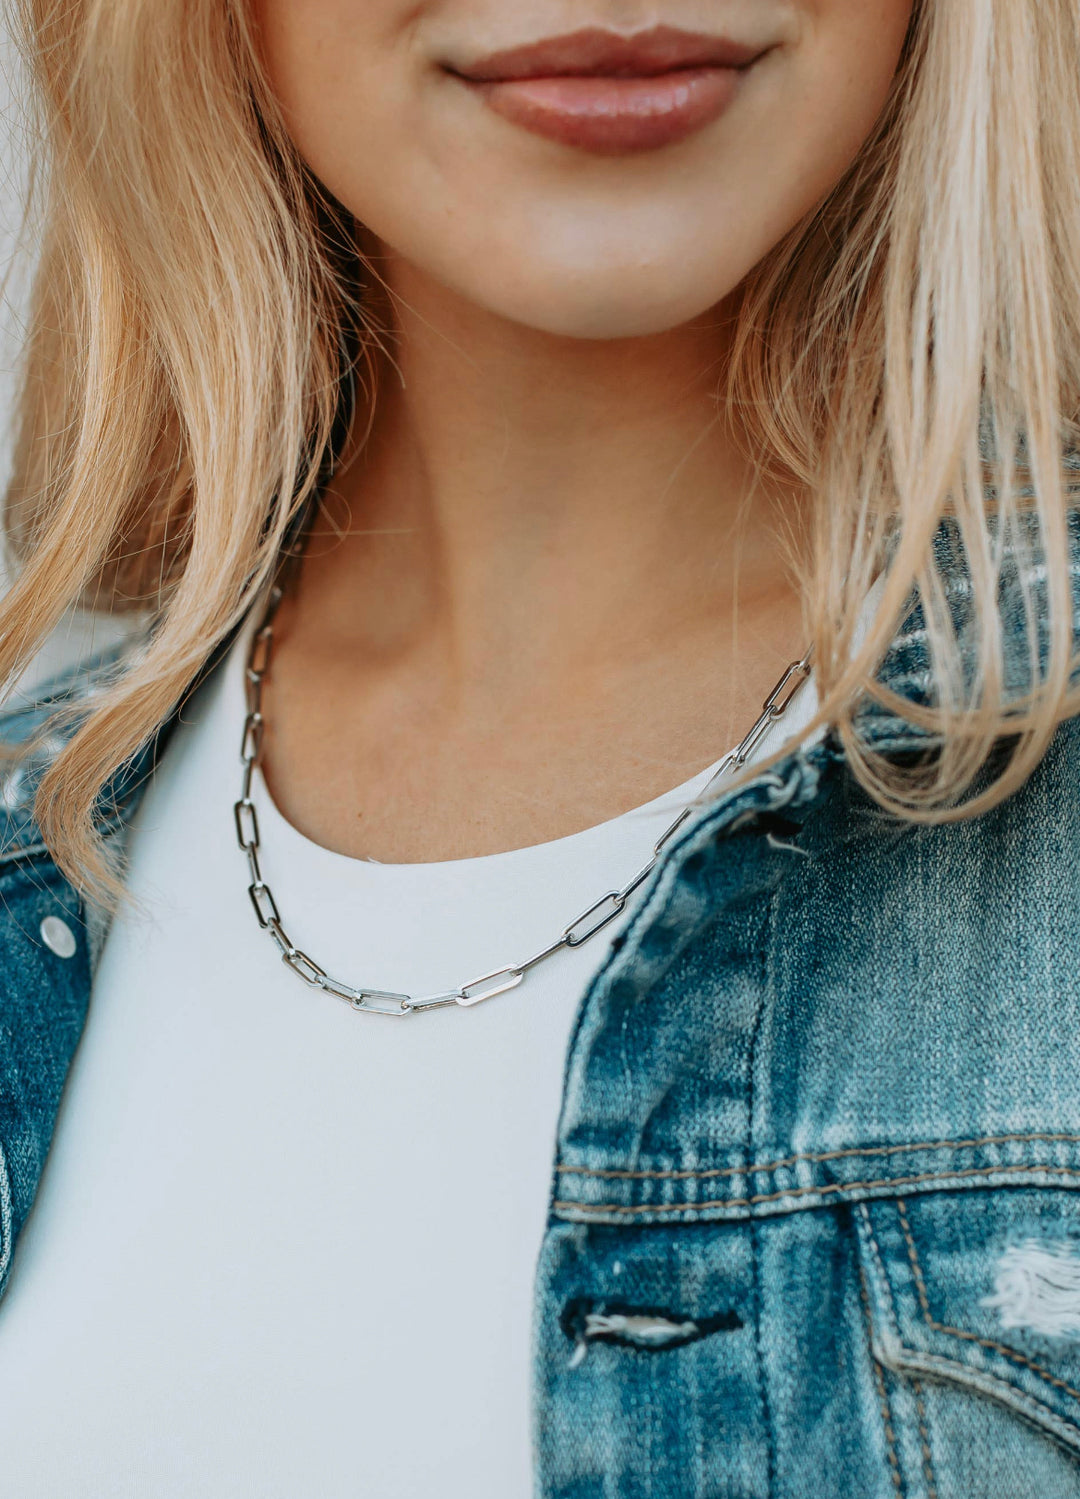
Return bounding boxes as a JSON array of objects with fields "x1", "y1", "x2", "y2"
[{"x1": 250, "y1": 0, "x2": 914, "y2": 862}]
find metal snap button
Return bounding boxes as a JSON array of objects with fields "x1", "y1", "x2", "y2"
[{"x1": 40, "y1": 916, "x2": 77, "y2": 960}]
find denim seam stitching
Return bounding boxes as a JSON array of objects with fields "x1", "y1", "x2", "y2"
[
  {"x1": 859, "y1": 1202, "x2": 904, "y2": 1343},
  {"x1": 552, "y1": 1162, "x2": 1080, "y2": 1215},
  {"x1": 871, "y1": 1348, "x2": 906, "y2": 1496},
  {"x1": 895, "y1": 1198, "x2": 1080, "y2": 1407},
  {"x1": 750, "y1": 1215, "x2": 775, "y2": 1498},
  {"x1": 863, "y1": 1200, "x2": 1080, "y2": 1454},
  {"x1": 859, "y1": 1262, "x2": 906, "y2": 1497},
  {"x1": 868, "y1": 1345, "x2": 1080, "y2": 1456},
  {"x1": 909, "y1": 1379, "x2": 938, "y2": 1499},
  {"x1": 746, "y1": 894, "x2": 775, "y2": 1498},
  {"x1": 555, "y1": 1131, "x2": 1080, "y2": 1181}
]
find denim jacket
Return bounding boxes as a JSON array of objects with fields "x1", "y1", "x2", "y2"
[{"x1": 4, "y1": 521, "x2": 1080, "y2": 1498}]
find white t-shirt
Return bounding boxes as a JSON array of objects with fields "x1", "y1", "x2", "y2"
[{"x1": 0, "y1": 627, "x2": 821, "y2": 1498}]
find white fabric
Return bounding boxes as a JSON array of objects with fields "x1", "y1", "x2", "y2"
[{"x1": 0, "y1": 628, "x2": 821, "y2": 1498}]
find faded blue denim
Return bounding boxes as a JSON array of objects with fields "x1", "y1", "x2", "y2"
[{"x1": 4, "y1": 516, "x2": 1080, "y2": 1497}]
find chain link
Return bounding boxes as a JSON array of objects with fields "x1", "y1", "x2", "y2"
[{"x1": 235, "y1": 581, "x2": 813, "y2": 1017}]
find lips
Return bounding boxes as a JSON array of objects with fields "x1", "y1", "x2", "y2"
[{"x1": 448, "y1": 26, "x2": 769, "y2": 155}]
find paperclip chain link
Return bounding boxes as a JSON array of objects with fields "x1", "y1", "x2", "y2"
[{"x1": 235, "y1": 581, "x2": 813, "y2": 1017}]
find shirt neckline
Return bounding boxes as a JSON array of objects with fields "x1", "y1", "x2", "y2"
[{"x1": 226, "y1": 615, "x2": 822, "y2": 881}]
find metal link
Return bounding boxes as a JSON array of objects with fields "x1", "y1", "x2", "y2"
[
  {"x1": 249, "y1": 625, "x2": 273, "y2": 677},
  {"x1": 318, "y1": 974, "x2": 411, "y2": 1016},
  {"x1": 762, "y1": 651, "x2": 812, "y2": 717},
  {"x1": 267, "y1": 919, "x2": 295, "y2": 957},
  {"x1": 696, "y1": 751, "x2": 738, "y2": 800},
  {"x1": 235, "y1": 579, "x2": 812, "y2": 1017},
  {"x1": 733, "y1": 713, "x2": 779, "y2": 767},
  {"x1": 241, "y1": 713, "x2": 264, "y2": 766},
  {"x1": 234, "y1": 798, "x2": 259, "y2": 850},
  {"x1": 248, "y1": 881, "x2": 281, "y2": 929},
  {"x1": 354, "y1": 991, "x2": 413, "y2": 1017},
  {"x1": 283, "y1": 948, "x2": 327, "y2": 985},
  {"x1": 653, "y1": 807, "x2": 692, "y2": 856},
  {"x1": 245, "y1": 670, "x2": 263, "y2": 716},
  {"x1": 618, "y1": 859, "x2": 658, "y2": 902},
  {"x1": 563, "y1": 891, "x2": 625, "y2": 947},
  {"x1": 457, "y1": 966, "x2": 524, "y2": 1006},
  {"x1": 516, "y1": 937, "x2": 572, "y2": 975},
  {"x1": 405, "y1": 991, "x2": 462, "y2": 1013},
  {"x1": 357, "y1": 986, "x2": 413, "y2": 1008},
  {"x1": 319, "y1": 974, "x2": 365, "y2": 1005}
]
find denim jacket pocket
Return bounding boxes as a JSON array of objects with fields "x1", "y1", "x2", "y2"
[{"x1": 856, "y1": 1187, "x2": 1080, "y2": 1459}]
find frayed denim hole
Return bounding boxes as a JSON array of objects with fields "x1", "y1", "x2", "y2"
[
  {"x1": 560, "y1": 1297, "x2": 743, "y2": 1368},
  {"x1": 982, "y1": 1240, "x2": 1080, "y2": 1339},
  {"x1": 725, "y1": 811, "x2": 804, "y2": 842}
]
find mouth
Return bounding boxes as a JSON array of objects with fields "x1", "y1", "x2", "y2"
[{"x1": 446, "y1": 25, "x2": 772, "y2": 156}]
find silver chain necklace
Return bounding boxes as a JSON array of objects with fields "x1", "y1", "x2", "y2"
[{"x1": 234, "y1": 579, "x2": 813, "y2": 1017}]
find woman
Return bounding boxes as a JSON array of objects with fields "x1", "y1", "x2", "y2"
[{"x1": 0, "y1": 0, "x2": 1078, "y2": 1494}]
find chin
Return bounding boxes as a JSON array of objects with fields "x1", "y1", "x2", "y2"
[
  {"x1": 442, "y1": 249, "x2": 740, "y2": 341},
  {"x1": 416, "y1": 196, "x2": 764, "y2": 339}
]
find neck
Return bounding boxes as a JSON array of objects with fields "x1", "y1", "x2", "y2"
[
  {"x1": 300, "y1": 254, "x2": 804, "y2": 697},
  {"x1": 265, "y1": 255, "x2": 809, "y2": 862}
]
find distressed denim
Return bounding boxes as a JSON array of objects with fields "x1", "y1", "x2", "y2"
[
  {"x1": 3, "y1": 517, "x2": 1080, "y2": 1497},
  {"x1": 537, "y1": 711, "x2": 1080, "y2": 1497}
]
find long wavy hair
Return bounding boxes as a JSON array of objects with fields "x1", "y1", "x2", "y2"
[{"x1": 3, "y1": 0, "x2": 1080, "y2": 900}]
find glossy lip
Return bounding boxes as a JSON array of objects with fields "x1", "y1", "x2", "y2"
[{"x1": 447, "y1": 26, "x2": 772, "y2": 156}]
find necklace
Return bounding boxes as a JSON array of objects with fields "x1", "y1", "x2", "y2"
[{"x1": 234, "y1": 579, "x2": 812, "y2": 1018}]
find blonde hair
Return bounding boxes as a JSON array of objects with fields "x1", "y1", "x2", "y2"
[{"x1": 3, "y1": 0, "x2": 1080, "y2": 899}]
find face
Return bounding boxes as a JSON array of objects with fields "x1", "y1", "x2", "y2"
[{"x1": 252, "y1": 1, "x2": 915, "y2": 339}]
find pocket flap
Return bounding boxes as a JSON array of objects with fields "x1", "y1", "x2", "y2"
[{"x1": 856, "y1": 1189, "x2": 1080, "y2": 1452}]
